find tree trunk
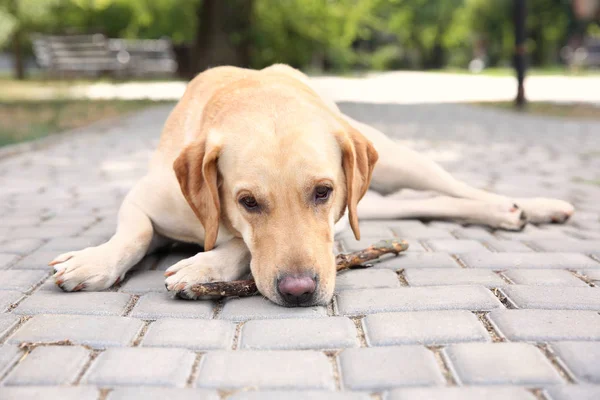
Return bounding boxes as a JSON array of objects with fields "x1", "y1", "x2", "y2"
[
  {"x1": 12, "y1": 29, "x2": 25, "y2": 80},
  {"x1": 192, "y1": 0, "x2": 254, "y2": 76}
]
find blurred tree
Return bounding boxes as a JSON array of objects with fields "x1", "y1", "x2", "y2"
[
  {"x1": 193, "y1": 0, "x2": 253, "y2": 72},
  {"x1": 0, "y1": 0, "x2": 594, "y2": 78},
  {"x1": 0, "y1": 0, "x2": 61, "y2": 79}
]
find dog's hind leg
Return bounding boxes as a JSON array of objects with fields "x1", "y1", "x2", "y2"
[
  {"x1": 355, "y1": 191, "x2": 527, "y2": 230},
  {"x1": 348, "y1": 116, "x2": 574, "y2": 225},
  {"x1": 50, "y1": 185, "x2": 156, "y2": 292}
]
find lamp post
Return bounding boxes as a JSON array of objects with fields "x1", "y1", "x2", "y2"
[{"x1": 514, "y1": 0, "x2": 527, "y2": 108}]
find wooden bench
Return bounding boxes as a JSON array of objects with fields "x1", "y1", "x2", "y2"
[
  {"x1": 561, "y1": 37, "x2": 600, "y2": 69},
  {"x1": 32, "y1": 34, "x2": 177, "y2": 78}
]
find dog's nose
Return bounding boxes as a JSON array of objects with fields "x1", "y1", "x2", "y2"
[{"x1": 277, "y1": 274, "x2": 317, "y2": 305}]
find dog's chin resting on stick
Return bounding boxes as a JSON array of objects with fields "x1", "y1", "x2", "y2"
[{"x1": 49, "y1": 64, "x2": 575, "y2": 308}]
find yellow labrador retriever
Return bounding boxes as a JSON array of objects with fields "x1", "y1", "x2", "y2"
[{"x1": 50, "y1": 65, "x2": 574, "y2": 307}]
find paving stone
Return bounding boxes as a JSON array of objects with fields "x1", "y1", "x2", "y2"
[
  {"x1": 11, "y1": 250, "x2": 64, "y2": 270},
  {"x1": 529, "y1": 239, "x2": 598, "y2": 253},
  {"x1": 443, "y1": 342, "x2": 562, "y2": 385},
  {"x1": 0, "y1": 314, "x2": 19, "y2": 340},
  {"x1": 404, "y1": 269, "x2": 505, "y2": 287},
  {"x1": 196, "y1": 351, "x2": 334, "y2": 390},
  {"x1": 0, "y1": 387, "x2": 99, "y2": 400},
  {"x1": 551, "y1": 342, "x2": 600, "y2": 383},
  {"x1": 119, "y1": 271, "x2": 168, "y2": 294},
  {"x1": 336, "y1": 224, "x2": 394, "y2": 240},
  {"x1": 0, "y1": 344, "x2": 22, "y2": 377},
  {"x1": 339, "y1": 346, "x2": 444, "y2": 390},
  {"x1": 482, "y1": 238, "x2": 534, "y2": 252},
  {"x1": 0, "y1": 290, "x2": 24, "y2": 312},
  {"x1": 495, "y1": 224, "x2": 572, "y2": 240},
  {"x1": 390, "y1": 226, "x2": 455, "y2": 239},
  {"x1": 488, "y1": 310, "x2": 600, "y2": 341},
  {"x1": 372, "y1": 253, "x2": 460, "y2": 270},
  {"x1": 544, "y1": 385, "x2": 600, "y2": 400},
  {"x1": 363, "y1": 310, "x2": 489, "y2": 346},
  {"x1": 3, "y1": 345, "x2": 90, "y2": 386},
  {"x1": 130, "y1": 293, "x2": 214, "y2": 319},
  {"x1": 0, "y1": 270, "x2": 48, "y2": 292},
  {"x1": 83, "y1": 347, "x2": 196, "y2": 387},
  {"x1": 240, "y1": 317, "x2": 358, "y2": 350},
  {"x1": 229, "y1": 391, "x2": 370, "y2": 400},
  {"x1": 459, "y1": 253, "x2": 599, "y2": 269},
  {"x1": 335, "y1": 269, "x2": 400, "y2": 291},
  {"x1": 335, "y1": 285, "x2": 501, "y2": 316},
  {"x1": 343, "y1": 238, "x2": 426, "y2": 253},
  {"x1": 502, "y1": 286, "x2": 600, "y2": 310},
  {"x1": 13, "y1": 291, "x2": 131, "y2": 316},
  {"x1": 108, "y1": 388, "x2": 220, "y2": 400},
  {"x1": 219, "y1": 296, "x2": 327, "y2": 321},
  {"x1": 1, "y1": 239, "x2": 44, "y2": 255},
  {"x1": 452, "y1": 227, "x2": 496, "y2": 240},
  {"x1": 388, "y1": 387, "x2": 537, "y2": 400},
  {"x1": 503, "y1": 269, "x2": 588, "y2": 286},
  {"x1": 425, "y1": 239, "x2": 490, "y2": 253},
  {"x1": 36, "y1": 236, "x2": 106, "y2": 252},
  {"x1": 8, "y1": 314, "x2": 144, "y2": 348},
  {"x1": 581, "y1": 269, "x2": 600, "y2": 282},
  {"x1": 142, "y1": 319, "x2": 236, "y2": 350},
  {"x1": 154, "y1": 252, "x2": 198, "y2": 271},
  {"x1": 0, "y1": 253, "x2": 19, "y2": 269},
  {"x1": 11, "y1": 225, "x2": 85, "y2": 239}
]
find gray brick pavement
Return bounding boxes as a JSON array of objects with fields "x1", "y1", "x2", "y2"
[
  {"x1": 488, "y1": 309, "x2": 600, "y2": 341},
  {"x1": 388, "y1": 387, "x2": 537, "y2": 400},
  {"x1": 108, "y1": 388, "x2": 220, "y2": 400},
  {"x1": 195, "y1": 351, "x2": 334, "y2": 390},
  {"x1": 0, "y1": 102, "x2": 599, "y2": 395},
  {"x1": 338, "y1": 346, "x2": 445, "y2": 390},
  {"x1": 443, "y1": 342, "x2": 563, "y2": 385},
  {"x1": 3, "y1": 346, "x2": 89, "y2": 386},
  {"x1": 82, "y1": 347, "x2": 196, "y2": 387},
  {"x1": 335, "y1": 285, "x2": 502, "y2": 315},
  {"x1": 363, "y1": 310, "x2": 489, "y2": 346},
  {"x1": 141, "y1": 319, "x2": 236, "y2": 350},
  {"x1": 502, "y1": 286, "x2": 600, "y2": 310},
  {"x1": 13, "y1": 291, "x2": 132, "y2": 316},
  {"x1": 8, "y1": 315, "x2": 144, "y2": 348},
  {"x1": 551, "y1": 342, "x2": 600, "y2": 383},
  {"x1": 239, "y1": 317, "x2": 359, "y2": 350}
]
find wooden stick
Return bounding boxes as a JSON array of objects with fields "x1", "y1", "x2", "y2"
[{"x1": 184, "y1": 239, "x2": 409, "y2": 298}]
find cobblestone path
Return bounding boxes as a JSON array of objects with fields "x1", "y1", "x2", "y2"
[{"x1": 0, "y1": 103, "x2": 599, "y2": 399}]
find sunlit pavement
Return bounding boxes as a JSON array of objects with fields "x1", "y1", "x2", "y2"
[
  {"x1": 0, "y1": 101, "x2": 599, "y2": 398},
  {"x1": 70, "y1": 71, "x2": 600, "y2": 105}
]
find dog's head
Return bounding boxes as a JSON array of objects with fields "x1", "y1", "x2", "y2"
[{"x1": 173, "y1": 86, "x2": 377, "y2": 307}]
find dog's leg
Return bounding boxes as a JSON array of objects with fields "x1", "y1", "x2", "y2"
[
  {"x1": 348, "y1": 116, "x2": 574, "y2": 224},
  {"x1": 164, "y1": 238, "x2": 251, "y2": 299},
  {"x1": 356, "y1": 191, "x2": 527, "y2": 230},
  {"x1": 50, "y1": 189, "x2": 155, "y2": 291}
]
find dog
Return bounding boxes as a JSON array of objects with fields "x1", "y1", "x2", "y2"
[{"x1": 50, "y1": 64, "x2": 574, "y2": 307}]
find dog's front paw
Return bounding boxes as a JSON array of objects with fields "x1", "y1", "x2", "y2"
[
  {"x1": 164, "y1": 256, "x2": 221, "y2": 300},
  {"x1": 50, "y1": 246, "x2": 123, "y2": 292},
  {"x1": 486, "y1": 202, "x2": 528, "y2": 231}
]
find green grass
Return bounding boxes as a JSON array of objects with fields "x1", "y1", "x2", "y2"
[
  {"x1": 0, "y1": 99, "x2": 174, "y2": 147},
  {"x1": 441, "y1": 66, "x2": 600, "y2": 77},
  {"x1": 473, "y1": 101, "x2": 600, "y2": 119}
]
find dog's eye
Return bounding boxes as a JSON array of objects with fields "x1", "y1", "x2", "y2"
[
  {"x1": 240, "y1": 196, "x2": 259, "y2": 211},
  {"x1": 315, "y1": 186, "x2": 332, "y2": 203}
]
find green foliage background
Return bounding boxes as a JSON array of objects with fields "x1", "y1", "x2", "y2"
[{"x1": 0, "y1": 0, "x2": 594, "y2": 71}]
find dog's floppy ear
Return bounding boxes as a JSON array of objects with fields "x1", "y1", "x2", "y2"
[
  {"x1": 336, "y1": 125, "x2": 379, "y2": 240},
  {"x1": 173, "y1": 138, "x2": 222, "y2": 251}
]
